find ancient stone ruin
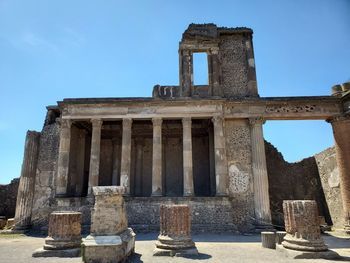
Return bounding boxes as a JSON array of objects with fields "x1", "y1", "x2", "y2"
[
  {"x1": 277, "y1": 200, "x2": 339, "y2": 259},
  {"x1": 33, "y1": 211, "x2": 82, "y2": 257},
  {"x1": 82, "y1": 186, "x2": 135, "y2": 263},
  {"x1": 154, "y1": 204, "x2": 198, "y2": 256},
  {"x1": 11, "y1": 23, "x2": 350, "y2": 234}
]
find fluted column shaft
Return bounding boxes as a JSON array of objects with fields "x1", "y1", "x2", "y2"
[
  {"x1": 328, "y1": 115, "x2": 350, "y2": 229},
  {"x1": 249, "y1": 117, "x2": 271, "y2": 225},
  {"x1": 88, "y1": 119, "x2": 103, "y2": 195},
  {"x1": 120, "y1": 118, "x2": 132, "y2": 195},
  {"x1": 14, "y1": 131, "x2": 40, "y2": 229},
  {"x1": 56, "y1": 119, "x2": 72, "y2": 196},
  {"x1": 212, "y1": 116, "x2": 228, "y2": 196},
  {"x1": 152, "y1": 118, "x2": 163, "y2": 196},
  {"x1": 183, "y1": 117, "x2": 194, "y2": 196}
]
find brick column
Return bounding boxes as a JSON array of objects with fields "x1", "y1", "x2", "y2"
[
  {"x1": 120, "y1": 118, "x2": 132, "y2": 195},
  {"x1": 208, "y1": 48, "x2": 222, "y2": 97},
  {"x1": 88, "y1": 119, "x2": 103, "y2": 195},
  {"x1": 182, "y1": 117, "x2": 194, "y2": 196},
  {"x1": 152, "y1": 118, "x2": 163, "y2": 196},
  {"x1": 111, "y1": 138, "x2": 121, "y2": 186},
  {"x1": 14, "y1": 131, "x2": 40, "y2": 229},
  {"x1": 56, "y1": 119, "x2": 72, "y2": 196},
  {"x1": 212, "y1": 116, "x2": 228, "y2": 196},
  {"x1": 328, "y1": 115, "x2": 350, "y2": 231},
  {"x1": 249, "y1": 117, "x2": 272, "y2": 228}
]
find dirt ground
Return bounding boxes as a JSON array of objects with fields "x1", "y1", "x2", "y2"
[{"x1": 0, "y1": 232, "x2": 349, "y2": 263}]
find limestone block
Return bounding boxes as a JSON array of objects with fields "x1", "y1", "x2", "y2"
[
  {"x1": 82, "y1": 186, "x2": 135, "y2": 263},
  {"x1": 275, "y1": 231, "x2": 286, "y2": 245}
]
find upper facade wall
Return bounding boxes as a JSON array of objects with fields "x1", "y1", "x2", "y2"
[{"x1": 153, "y1": 23, "x2": 257, "y2": 99}]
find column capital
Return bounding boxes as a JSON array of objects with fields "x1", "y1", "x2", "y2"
[
  {"x1": 326, "y1": 114, "x2": 350, "y2": 124},
  {"x1": 122, "y1": 118, "x2": 133, "y2": 128},
  {"x1": 152, "y1": 117, "x2": 163, "y2": 127},
  {"x1": 182, "y1": 117, "x2": 192, "y2": 126},
  {"x1": 58, "y1": 119, "x2": 72, "y2": 129},
  {"x1": 91, "y1": 118, "x2": 103, "y2": 128},
  {"x1": 249, "y1": 117, "x2": 265, "y2": 126},
  {"x1": 211, "y1": 115, "x2": 224, "y2": 126}
]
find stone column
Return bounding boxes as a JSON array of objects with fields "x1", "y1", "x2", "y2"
[
  {"x1": 212, "y1": 116, "x2": 228, "y2": 196},
  {"x1": 179, "y1": 49, "x2": 192, "y2": 97},
  {"x1": 56, "y1": 119, "x2": 72, "y2": 196},
  {"x1": 249, "y1": 117, "x2": 272, "y2": 227},
  {"x1": 328, "y1": 115, "x2": 350, "y2": 231},
  {"x1": 282, "y1": 200, "x2": 328, "y2": 252},
  {"x1": 120, "y1": 118, "x2": 132, "y2": 195},
  {"x1": 134, "y1": 138, "x2": 144, "y2": 196},
  {"x1": 208, "y1": 48, "x2": 222, "y2": 97},
  {"x1": 154, "y1": 204, "x2": 198, "y2": 256},
  {"x1": 111, "y1": 138, "x2": 121, "y2": 186},
  {"x1": 88, "y1": 119, "x2": 103, "y2": 195},
  {"x1": 152, "y1": 118, "x2": 163, "y2": 196},
  {"x1": 33, "y1": 211, "x2": 82, "y2": 257},
  {"x1": 14, "y1": 131, "x2": 40, "y2": 230},
  {"x1": 182, "y1": 117, "x2": 194, "y2": 196}
]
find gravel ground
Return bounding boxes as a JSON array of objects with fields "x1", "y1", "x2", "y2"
[{"x1": 0, "y1": 232, "x2": 349, "y2": 263}]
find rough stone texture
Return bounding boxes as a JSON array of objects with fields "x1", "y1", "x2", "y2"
[
  {"x1": 265, "y1": 141, "x2": 331, "y2": 229},
  {"x1": 31, "y1": 116, "x2": 60, "y2": 229},
  {"x1": 0, "y1": 178, "x2": 19, "y2": 218},
  {"x1": 282, "y1": 200, "x2": 328, "y2": 252},
  {"x1": 225, "y1": 119, "x2": 255, "y2": 231},
  {"x1": 125, "y1": 197, "x2": 239, "y2": 233},
  {"x1": 82, "y1": 186, "x2": 135, "y2": 263},
  {"x1": 315, "y1": 147, "x2": 344, "y2": 229},
  {"x1": 154, "y1": 204, "x2": 198, "y2": 256},
  {"x1": 44, "y1": 211, "x2": 82, "y2": 250}
]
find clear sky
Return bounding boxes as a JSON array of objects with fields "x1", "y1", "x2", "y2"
[{"x1": 0, "y1": 0, "x2": 349, "y2": 184}]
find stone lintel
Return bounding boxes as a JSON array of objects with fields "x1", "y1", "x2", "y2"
[{"x1": 92, "y1": 186, "x2": 125, "y2": 196}]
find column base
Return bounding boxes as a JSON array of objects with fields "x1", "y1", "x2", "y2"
[
  {"x1": 183, "y1": 193, "x2": 194, "y2": 197},
  {"x1": 276, "y1": 244, "x2": 340, "y2": 259}
]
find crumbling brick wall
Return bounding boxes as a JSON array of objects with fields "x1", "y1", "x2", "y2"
[{"x1": 0, "y1": 178, "x2": 19, "y2": 218}]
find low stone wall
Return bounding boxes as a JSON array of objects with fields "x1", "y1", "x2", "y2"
[
  {"x1": 0, "y1": 178, "x2": 19, "y2": 218},
  {"x1": 125, "y1": 196, "x2": 247, "y2": 233}
]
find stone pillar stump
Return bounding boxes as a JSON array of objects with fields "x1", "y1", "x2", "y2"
[
  {"x1": 154, "y1": 204, "x2": 198, "y2": 256},
  {"x1": 277, "y1": 200, "x2": 340, "y2": 259},
  {"x1": 33, "y1": 211, "x2": 82, "y2": 257},
  {"x1": 82, "y1": 186, "x2": 135, "y2": 263}
]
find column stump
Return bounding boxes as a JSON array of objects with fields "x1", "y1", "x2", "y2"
[
  {"x1": 33, "y1": 211, "x2": 82, "y2": 257},
  {"x1": 276, "y1": 200, "x2": 340, "y2": 259},
  {"x1": 275, "y1": 231, "x2": 286, "y2": 245},
  {"x1": 82, "y1": 186, "x2": 135, "y2": 263},
  {"x1": 261, "y1": 231, "x2": 276, "y2": 249},
  {"x1": 153, "y1": 204, "x2": 198, "y2": 257}
]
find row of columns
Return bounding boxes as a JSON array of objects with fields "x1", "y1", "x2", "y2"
[{"x1": 55, "y1": 116, "x2": 229, "y2": 197}]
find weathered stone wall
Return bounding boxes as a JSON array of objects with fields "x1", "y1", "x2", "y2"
[
  {"x1": 225, "y1": 119, "x2": 255, "y2": 231},
  {"x1": 265, "y1": 141, "x2": 331, "y2": 228},
  {"x1": 31, "y1": 119, "x2": 60, "y2": 228},
  {"x1": 219, "y1": 35, "x2": 250, "y2": 98},
  {"x1": 125, "y1": 197, "x2": 238, "y2": 233},
  {"x1": 315, "y1": 147, "x2": 344, "y2": 229},
  {"x1": 0, "y1": 178, "x2": 19, "y2": 218}
]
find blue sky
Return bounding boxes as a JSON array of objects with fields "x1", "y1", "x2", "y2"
[{"x1": 0, "y1": 0, "x2": 349, "y2": 184}]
